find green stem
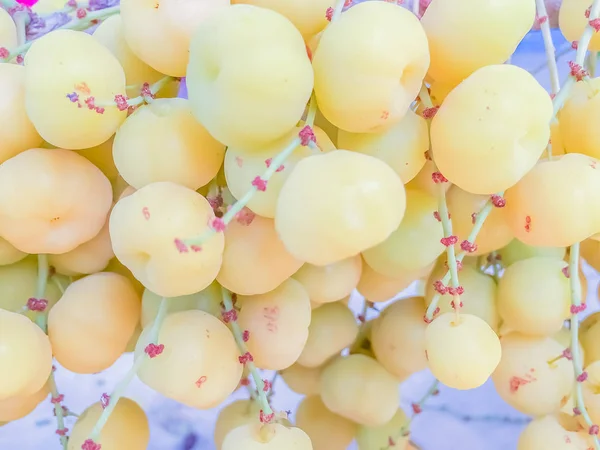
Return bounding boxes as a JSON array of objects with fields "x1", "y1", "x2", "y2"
[
  {"x1": 48, "y1": 371, "x2": 68, "y2": 450},
  {"x1": 535, "y1": 0, "x2": 560, "y2": 95},
  {"x1": 331, "y1": 0, "x2": 346, "y2": 22},
  {"x1": 34, "y1": 254, "x2": 49, "y2": 332},
  {"x1": 399, "y1": 379, "x2": 440, "y2": 438},
  {"x1": 88, "y1": 297, "x2": 169, "y2": 442},
  {"x1": 96, "y1": 75, "x2": 175, "y2": 108}
]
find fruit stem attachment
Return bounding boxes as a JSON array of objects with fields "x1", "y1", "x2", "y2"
[
  {"x1": 86, "y1": 297, "x2": 169, "y2": 444},
  {"x1": 397, "y1": 379, "x2": 440, "y2": 441},
  {"x1": 568, "y1": 243, "x2": 600, "y2": 450},
  {"x1": 34, "y1": 254, "x2": 49, "y2": 332},
  {"x1": 221, "y1": 287, "x2": 274, "y2": 419},
  {"x1": 48, "y1": 370, "x2": 69, "y2": 450},
  {"x1": 535, "y1": 0, "x2": 560, "y2": 95},
  {"x1": 331, "y1": 0, "x2": 346, "y2": 22}
]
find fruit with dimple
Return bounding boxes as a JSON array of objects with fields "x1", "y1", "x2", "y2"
[
  {"x1": 313, "y1": 1, "x2": 429, "y2": 133},
  {"x1": 431, "y1": 64, "x2": 553, "y2": 195},
  {"x1": 275, "y1": 150, "x2": 406, "y2": 266},
  {"x1": 222, "y1": 423, "x2": 313, "y2": 450},
  {"x1": 109, "y1": 181, "x2": 225, "y2": 297},
  {"x1": 0, "y1": 148, "x2": 113, "y2": 255},
  {"x1": 187, "y1": 4, "x2": 314, "y2": 149},
  {"x1": 214, "y1": 400, "x2": 261, "y2": 450}
]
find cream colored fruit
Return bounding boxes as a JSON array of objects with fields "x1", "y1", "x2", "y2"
[
  {"x1": 421, "y1": 0, "x2": 535, "y2": 85},
  {"x1": 279, "y1": 363, "x2": 322, "y2": 396},
  {"x1": 405, "y1": 159, "x2": 450, "y2": 198},
  {"x1": 424, "y1": 264, "x2": 499, "y2": 332},
  {"x1": 296, "y1": 395, "x2": 357, "y2": 450},
  {"x1": 225, "y1": 126, "x2": 335, "y2": 218},
  {"x1": 425, "y1": 313, "x2": 500, "y2": 390},
  {"x1": 141, "y1": 282, "x2": 221, "y2": 328},
  {"x1": 581, "y1": 321, "x2": 600, "y2": 367},
  {"x1": 231, "y1": 0, "x2": 332, "y2": 38},
  {"x1": 337, "y1": 109, "x2": 429, "y2": 184},
  {"x1": 297, "y1": 302, "x2": 359, "y2": 368},
  {"x1": 446, "y1": 185, "x2": 513, "y2": 255},
  {"x1": 550, "y1": 121, "x2": 566, "y2": 156},
  {"x1": 76, "y1": 136, "x2": 119, "y2": 180},
  {"x1": 581, "y1": 361, "x2": 600, "y2": 427},
  {"x1": 0, "y1": 237, "x2": 27, "y2": 266},
  {"x1": 68, "y1": 397, "x2": 150, "y2": 450},
  {"x1": 0, "y1": 382, "x2": 49, "y2": 422},
  {"x1": 105, "y1": 257, "x2": 144, "y2": 295},
  {"x1": 314, "y1": 107, "x2": 338, "y2": 147},
  {"x1": 504, "y1": 153, "x2": 600, "y2": 247},
  {"x1": 492, "y1": 333, "x2": 574, "y2": 416},
  {"x1": 48, "y1": 272, "x2": 141, "y2": 374},
  {"x1": 0, "y1": 309, "x2": 53, "y2": 400},
  {"x1": 276, "y1": 150, "x2": 406, "y2": 266},
  {"x1": 313, "y1": 1, "x2": 429, "y2": 133},
  {"x1": 113, "y1": 98, "x2": 225, "y2": 190},
  {"x1": 187, "y1": 4, "x2": 313, "y2": 149},
  {"x1": 24, "y1": 29, "x2": 127, "y2": 149},
  {"x1": 497, "y1": 257, "x2": 571, "y2": 337},
  {"x1": 109, "y1": 181, "x2": 225, "y2": 297},
  {"x1": 497, "y1": 239, "x2": 566, "y2": 268},
  {"x1": 222, "y1": 423, "x2": 313, "y2": 450},
  {"x1": 320, "y1": 354, "x2": 400, "y2": 427},
  {"x1": 581, "y1": 238, "x2": 600, "y2": 271},
  {"x1": 217, "y1": 215, "x2": 303, "y2": 295},
  {"x1": 49, "y1": 219, "x2": 114, "y2": 276},
  {"x1": 0, "y1": 64, "x2": 43, "y2": 164},
  {"x1": 121, "y1": 0, "x2": 229, "y2": 77},
  {"x1": 362, "y1": 188, "x2": 444, "y2": 275},
  {"x1": 431, "y1": 64, "x2": 553, "y2": 194},
  {"x1": 0, "y1": 257, "x2": 63, "y2": 320},
  {"x1": 293, "y1": 255, "x2": 362, "y2": 304},
  {"x1": 356, "y1": 409, "x2": 410, "y2": 450},
  {"x1": 560, "y1": 0, "x2": 600, "y2": 52},
  {"x1": 517, "y1": 414, "x2": 591, "y2": 450},
  {"x1": 137, "y1": 310, "x2": 242, "y2": 408},
  {"x1": 0, "y1": 148, "x2": 113, "y2": 254},
  {"x1": 215, "y1": 400, "x2": 261, "y2": 450},
  {"x1": 0, "y1": 9, "x2": 16, "y2": 51},
  {"x1": 559, "y1": 77, "x2": 600, "y2": 159},
  {"x1": 429, "y1": 80, "x2": 455, "y2": 106},
  {"x1": 92, "y1": 15, "x2": 180, "y2": 98},
  {"x1": 371, "y1": 297, "x2": 428, "y2": 378},
  {"x1": 237, "y1": 278, "x2": 311, "y2": 370}
]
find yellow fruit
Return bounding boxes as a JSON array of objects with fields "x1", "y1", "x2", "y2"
[
  {"x1": 222, "y1": 423, "x2": 313, "y2": 450},
  {"x1": 559, "y1": 0, "x2": 600, "y2": 52},
  {"x1": 517, "y1": 413, "x2": 591, "y2": 450},
  {"x1": 279, "y1": 363, "x2": 322, "y2": 396},
  {"x1": 0, "y1": 381, "x2": 49, "y2": 422},
  {"x1": 497, "y1": 239, "x2": 566, "y2": 268},
  {"x1": 214, "y1": 400, "x2": 261, "y2": 450},
  {"x1": 356, "y1": 409, "x2": 410, "y2": 450}
]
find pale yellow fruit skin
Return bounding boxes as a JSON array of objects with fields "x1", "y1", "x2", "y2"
[
  {"x1": 497, "y1": 238, "x2": 566, "y2": 268},
  {"x1": 560, "y1": 0, "x2": 600, "y2": 52},
  {"x1": 320, "y1": 354, "x2": 400, "y2": 427},
  {"x1": 431, "y1": 64, "x2": 553, "y2": 195},
  {"x1": 279, "y1": 363, "x2": 322, "y2": 396},
  {"x1": 504, "y1": 153, "x2": 600, "y2": 247},
  {"x1": 237, "y1": 278, "x2": 312, "y2": 370},
  {"x1": 0, "y1": 309, "x2": 53, "y2": 400},
  {"x1": 141, "y1": 281, "x2": 221, "y2": 328},
  {"x1": 68, "y1": 398, "x2": 150, "y2": 450},
  {"x1": 232, "y1": 0, "x2": 332, "y2": 38},
  {"x1": 362, "y1": 188, "x2": 444, "y2": 275},
  {"x1": 550, "y1": 121, "x2": 566, "y2": 156},
  {"x1": 24, "y1": 29, "x2": 127, "y2": 150},
  {"x1": 425, "y1": 313, "x2": 500, "y2": 390},
  {"x1": 76, "y1": 136, "x2": 119, "y2": 180},
  {"x1": 136, "y1": 310, "x2": 242, "y2": 409},
  {"x1": 581, "y1": 238, "x2": 600, "y2": 272},
  {"x1": 581, "y1": 361, "x2": 600, "y2": 429},
  {"x1": 48, "y1": 272, "x2": 141, "y2": 374},
  {"x1": 446, "y1": 185, "x2": 514, "y2": 256},
  {"x1": 421, "y1": 0, "x2": 535, "y2": 86},
  {"x1": 497, "y1": 257, "x2": 571, "y2": 337},
  {"x1": 293, "y1": 255, "x2": 362, "y2": 304},
  {"x1": 0, "y1": 237, "x2": 27, "y2": 266},
  {"x1": 581, "y1": 321, "x2": 600, "y2": 367},
  {"x1": 0, "y1": 9, "x2": 17, "y2": 51},
  {"x1": 314, "y1": 107, "x2": 338, "y2": 147},
  {"x1": 356, "y1": 409, "x2": 410, "y2": 450},
  {"x1": 0, "y1": 148, "x2": 113, "y2": 255},
  {"x1": 337, "y1": 109, "x2": 429, "y2": 184},
  {"x1": 297, "y1": 302, "x2": 359, "y2": 368},
  {"x1": 296, "y1": 395, "x2": 357, "y2": 450},
  {"x1": 109, "y1": 181, "x2": 225, "y2": 297},
  {"x1": 492, "y1": 333, "x2": 574, "y2": 416},
  {"x1": 559, "y1": 77, "x2": 600, "y2": 159},
  {"x1": 518, "y1": 414, "x2": 592, "y2": 450},
  {"x1": 0, "y1": 382, "x2": 49, "y2": 422},
  {"x1": 405, "y1": 159, "x2": 450, "y2": 198},
  {"x1": 225, "y1": 126, "x2": 334, "y2": 218},
  {"x1": 187, "y1": 4, "x2": 314, "y2": 149},
  {"x1": 275, "y1": 150, "x2": 406, "y2": 266},
  {"x1": 313, "y1": 1, "x2": 429, "y2": 133},
  {"x1": 105, "y1": 257, "x2": 145, "y2": 296},
  {"x1": 215, "y1": 400, "x2": 261, "y2": 450},
  {"x1": 113, "y1": 98, "x2": 225, "y2": 190},
  {"x1": 371, "y1": 297, "x2": 428, "y2": 378},
  {"x1": 121, "y1": 0, "x2": 229, "y2": 77},
  {"x1": 92, "y1": 15, "x2": 180, "y2": 98},
  {"x1": 0, "y1": 64, "x2": 43, "y2": 164},
  {"x1": 222, "y1": 423, "x2": 313, "y2": 450},
  {"x1": 217, "y1": 215, "x2": 303, "y2": 295}
]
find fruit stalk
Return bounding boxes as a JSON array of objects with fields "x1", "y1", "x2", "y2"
[
  {"x1": 86, "y1": 297, "x2": 169, "y2": 444},
  {"x1": 568, "y1": 243, "x2": 600, "y2": 450},
  {"x1": 535, "y1": 0, "x2": 560, "y2": 95},
  {"x1": 34, "y1": 254, "x2": 49, "y2": 331},
  {"x1": 398, "y1": 379, "x2": 440, "y2": 438},
  {"x1": 221, "y1": 287, "x2": 274, "y2": 419},
  {"x1": 48, "y1": 370, "x2": 69, "y2": 450}
]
